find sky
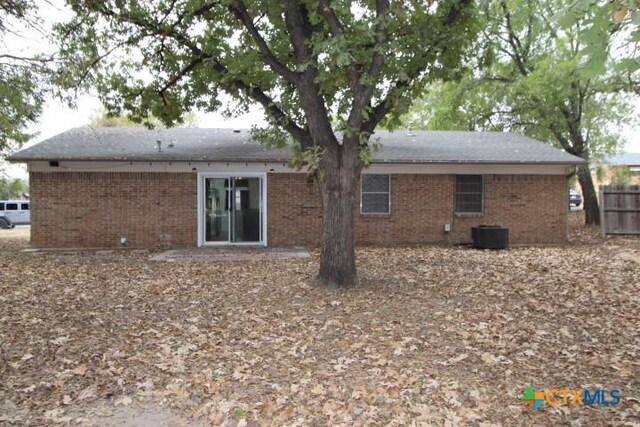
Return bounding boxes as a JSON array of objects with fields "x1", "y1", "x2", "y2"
[{"x1": 2, "y1": 1, "x2": 639, "y2": 180}]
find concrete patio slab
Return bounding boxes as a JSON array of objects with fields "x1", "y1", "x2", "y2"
[{"x1": 150, "y1": 247, "x2": 311, "y2": 262}]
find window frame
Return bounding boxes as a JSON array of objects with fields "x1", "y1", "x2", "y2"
[
  {"x1": 360, "y1": 173, "x2": 391, "y2": 215},
  {"x1": 454, "y1": 175, "x2": 484, "y2": 214}
]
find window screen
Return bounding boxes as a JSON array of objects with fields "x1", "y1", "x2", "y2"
[
  {"x1": 455, "y1": 175, "x2": 483, "y2": 213},
  {"x1": 361, "y1": 174, "x2": 390, "y2": 214}
]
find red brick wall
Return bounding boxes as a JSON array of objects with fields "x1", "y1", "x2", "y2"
[
  {"x1": 449, "y1": 174, "x2": 568, "y2": 244},
  {"x1": 355, "y1": 174, "x2": 454, "y2": 245},
  {"x1": 29, "y1": 172, "x2": 197, "y2": 247},
  {"x1": 267, "y1": 173, "x2": 322, "y2": 247},
  {"x1": 268, "y1": 173, "x2": 568, "y2": 246},
  {"x1": 29, "y1": 171, "x2": 567, "y2": 248}
]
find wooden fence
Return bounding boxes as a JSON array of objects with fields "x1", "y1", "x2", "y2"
[{"x1": 600, "y1": 184, "x2": 640, "y2": 235}]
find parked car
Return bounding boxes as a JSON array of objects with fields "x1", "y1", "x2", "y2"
[
  {"x1": 569, "y1": 190, "x2": 582, "y2": 207},
  {"x1": 0, "y1": 216, "x2": 13, "y2": 229},
  {"x1": 0, "y1": 200, "x2": 30, "y2": 226}
]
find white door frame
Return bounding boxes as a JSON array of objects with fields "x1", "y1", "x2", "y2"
[{"x1": 197, "y1": 172, "x2": 268, "y2": 247}]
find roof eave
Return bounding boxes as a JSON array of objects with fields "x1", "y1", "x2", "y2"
[
  {"x1": 6, "y1": 157, "x2": 292, "y2": 163},
  {"x1": 371, "y1": 159, "x2": 585, "y2": 165},
  {"x1": 8, "y1": 157, "x2": 585, "y2": 165}
]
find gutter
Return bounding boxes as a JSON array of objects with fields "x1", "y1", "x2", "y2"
[{"x1": 6, "y1": 157, "x2": 586, "y2": 166}]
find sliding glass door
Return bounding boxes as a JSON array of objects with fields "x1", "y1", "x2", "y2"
[
  {"x1": 202, "y1": 176, "x2": 264, "y2": 244},
  {"x1": 204, "y1": 177, "x2": 230, "y2": 242}
]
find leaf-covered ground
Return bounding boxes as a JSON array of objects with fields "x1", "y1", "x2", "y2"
[{"x1": 0, "y1": 214, "x2": 638, "y2": 426}]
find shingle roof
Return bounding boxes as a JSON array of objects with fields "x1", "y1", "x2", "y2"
[
  {"x1": 8, "y1": 126, "x2": 584, "y2": 164},
  {"x1": 606, "y1": 152, "x2": 640, "y2": 166}
]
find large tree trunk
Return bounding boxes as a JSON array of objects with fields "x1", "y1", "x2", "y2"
[
  {"x1": 317, "y1": 144, "x2": 360, "y2": 288},
  {"x1": 577, "y1": 162, "x2": 600, "y2": 226}
]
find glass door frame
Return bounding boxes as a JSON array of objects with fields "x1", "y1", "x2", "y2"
[{"x1": 197, "y1": 172, "x2": 267, "y2": 247}]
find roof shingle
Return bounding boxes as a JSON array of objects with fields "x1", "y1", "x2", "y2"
[{"x1": 8, "y1": 127, "x2": 584, "y2": 164}]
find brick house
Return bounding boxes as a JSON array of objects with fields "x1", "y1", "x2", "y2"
[{"x1": 8, "y1": 127, "x2": 583, "y2": 248}]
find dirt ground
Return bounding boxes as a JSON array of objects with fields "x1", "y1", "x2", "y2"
[{"x1": 0, "y1": 214, "x2": 638, "y2": 426}]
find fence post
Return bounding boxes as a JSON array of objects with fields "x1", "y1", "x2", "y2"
[{"x1": 599, "y1": 185, "x2": 605, "y2": 238}]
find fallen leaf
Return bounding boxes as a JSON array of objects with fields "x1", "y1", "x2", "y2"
[
  {"x1": 310, "y1": 384, "x2": 325, "y2": 395},
  {"x1": 50, "y1": 336, "x2": 69, "y2": 346},
  {"x1": 480, "y1": 352, "x2": 496, "y2": 365},
  {"x1": 114, "y1": 396, "x2": 133, "y2": 406}
]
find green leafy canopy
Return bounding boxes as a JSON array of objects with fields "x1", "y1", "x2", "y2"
[
  {"x1": 0, "y1": 176, "x2": 28, "y2": 199},
  {"x1": 405, "y1": 0, "x2": 636, "y2": 162},
  {"x1": 401, "y1": 0, "x2": 637, "y2": 225},
  {"x1": 54, "y1": 0, "x2": 478, "y2": 168},
  {"x1": 0, "y1": 1, "x2": 49, "y2": 155},
  {"x1": 557, "y1": 0, "x2": 640, "y2": 79}
]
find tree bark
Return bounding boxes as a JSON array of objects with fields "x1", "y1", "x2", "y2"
[
  {"x1": 317, "y1": 143, "x2": 360, "y2": 288},
  {"x1": 576, "y1": 162, "x2": 600, "y2": 226}
]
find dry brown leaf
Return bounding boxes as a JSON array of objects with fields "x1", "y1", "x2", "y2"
[{"x1": 0, "y1": 212, "x2": 637, "y2": 426}]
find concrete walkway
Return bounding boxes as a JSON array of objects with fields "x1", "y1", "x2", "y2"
[{"x1": 150, "y1": 246, "x2": 310, "y2": 262}]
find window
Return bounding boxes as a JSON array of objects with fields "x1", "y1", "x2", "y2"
[
  {"x1": 455, "y1": 175, "x2": 483, "y2": 213},
  {"x1": 21, "y1": 203, "x2": 30, "y2": 210},
  {"x1": 5, "y1": 203, "x2": 18, "y2": 211},
  {"x1": 0, "y1": 203, "x2": 4, "y2": 211},
  {"x1": 361, "y1": 174, "x2": 390, "y2": 214}
]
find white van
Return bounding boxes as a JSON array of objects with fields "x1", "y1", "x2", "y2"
[{"x1": 0, "y1": 200, "x2": 30, "y2": 228}]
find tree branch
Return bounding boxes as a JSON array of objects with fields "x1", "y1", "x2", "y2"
[
  {"x1": 70, "y1": 38, "x2": 139, "y2": 91},
  {"x1": 368, "y1": 0, "x2": 390, "y2": 80},
  {"x1": 229, "y1": 0, "x2": 299, "y2": 84},
  {"x1": 363, "y1": 0, "x2": 472, "y2": 134},
  {"x1": 158, "y1": 0, "x2": 178, "y2": 25},
  {"x1": 174, "y1": 1, "x2": 219, "y2": 25},
  {"x1": 316, "y1": 0, "x2": 362, "y2": 98},
  {"x1": 235, "y1": 79, "x2": 310, "y2": 147},
  {"x1": 0, "y1": 53, "x2": 53, "y2": 64},
  {"x1": 158, "y1": 57, "x2": 203, "y2": 95},
  {"x1": 283, "y1": 0, "x2": 312, "y2": 64},
  {"x1": 78, "y1": 4, "x2": 311, "y2": 147},
  {"x1": 500, "y1": 0, "x2": 529, "y2": 76},
  {"x1": 361, "y1": 80, "x2": 409, "y2": 134},
  {"x1": 317, "y1": 0, "x2": 344, "y2": 35},
  {"x1": 281, "y1": 1, "x2": 337, "y2": 148},
  {"x1": 347, "y1": 0, "x2": 390, "y2": 131}
]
